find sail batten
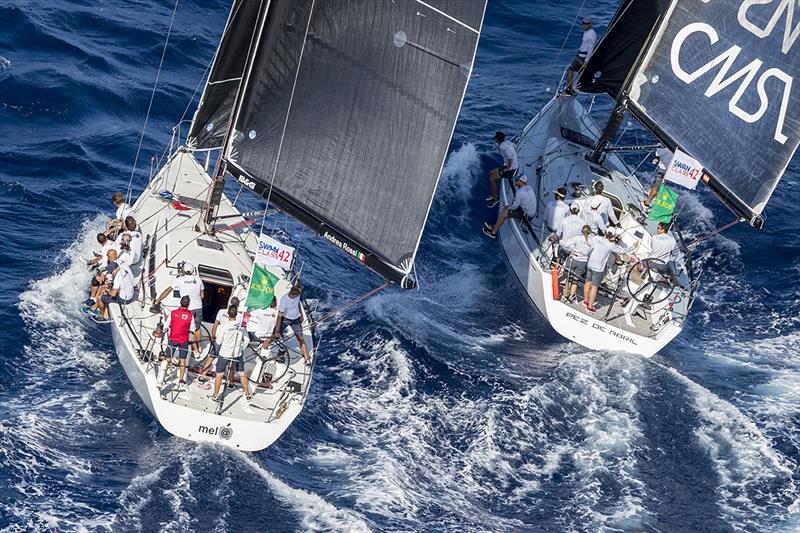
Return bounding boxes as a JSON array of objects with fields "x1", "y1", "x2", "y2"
[{"x1": 221, "y1": 0, "x2": 486, "y2": 283}]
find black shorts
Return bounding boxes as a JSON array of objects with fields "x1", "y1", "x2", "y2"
[
  {"x1": 167, "y1": 339, "x2": 189, "y2": 360},
  {"x1": 508, "y1": 207, "x2": 527, "y2": 220},
  {"x1": 568, "y1": 260, "x2": 588, "y2": 282},
  {"x1": 568, "y1": 53, "x2": 586, "y2": 72},
  {"x1": 215, "y1": 356, "x2": 243, "y2": 373},
  {"x1": 91, "y1": 275, "x2": 102, "y2": 287},
  {"x1": 498, "y1": 167, "x2": 517, "y2": 179}
]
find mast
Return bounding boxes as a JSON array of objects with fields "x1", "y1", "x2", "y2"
[{"x1": 201, "y1": 0, "x2": 271, "y2": 230}]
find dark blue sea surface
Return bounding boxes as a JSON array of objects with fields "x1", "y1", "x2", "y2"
[{"x1": 1, "y1": 1, "x2": 799, "y2": 531}]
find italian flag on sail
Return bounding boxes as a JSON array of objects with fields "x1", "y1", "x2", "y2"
[{"x1": 245, "y1": 264, "x2": 280, "y2": 310}]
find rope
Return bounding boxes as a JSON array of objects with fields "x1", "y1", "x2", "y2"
[
  {"x1": 126, "y1": 0, "x2": 180, "y2": 203},
  {"x1": 309, "y1": 281, "x2": 389, "y2": 328},
  {"x1": 553, "y1": 0, "x2": 588, "y2": 67},
  {"x1": 686, "y1": 218, "x2": 741, "y2": 248}
]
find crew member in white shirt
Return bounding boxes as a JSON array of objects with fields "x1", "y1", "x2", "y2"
[
  {"x1": 483, "y1": 174, "x2": 536, "y2": 238},
  {"x1": 583, "y1": 231, "x2": 638, "y2": 312},
  {"x1": 273, "y1": 286, "x2": 310, "y2": 363},
  {"x1": 153, "y1": 262, "x2": 205, "y2": 354},
  {"x1": 583, "y1": 199, "x2": 608, "y2": 236},
  {"x1": 197, "y1": 297, "x2": 242, "y2": 383},
  {"x1": 486, "y1": 131, "x2": 519, "y2": 208},
  {"x1": 564, "y1": 16, "x2": 598, "y2": 94},
  {"x1": 122, "y1": 217, "x2": 143, "y2": 264},
  {"x1": 592, "y1": 182, "x2": 618, "y2": 226},
  {"x1": 643, "y1": 147, "x2": 674, "y2": 212},
  {"x1": 545, "y1": 187, "x2": 570, "y2": 233},
  {"x1": 554, "y1": 204, "x2": 586, "y2": 263},
  {"x1": 106, "y1": 191, "x2": 134, "y2": 238},
  {"x1": 648, "y1": 221, "x2": 679, "y2": 284},
  {"x1": 561, "y1": 224, "x2": 595, "y2": 303},
  {"x1": 96, "y1": 262, "x2": 137, "y2": 320},
  {"x1": 210, "y1": 306, "x2": 252, "y2": 402}
]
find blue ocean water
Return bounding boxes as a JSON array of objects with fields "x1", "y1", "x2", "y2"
[{"x1": 1, "y1": 0, "x2": 799, "y2": 531}]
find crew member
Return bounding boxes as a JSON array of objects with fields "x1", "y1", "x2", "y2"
[
  {"x1": 106, "y1": 191, "x2": 133, "y2": 238},
  {"x1": 274, "y1": 286, "x2": 310, "y2": 363},
  {"x1": 197, "y1": 297, "x2": 242, "y2": 384},
  {"x1": 563, "y1": 16, "x2": 597, "y2": 95},
  {"x1": 153, "y1": 262, "x2": 204, "y2": 355},
  {"x1": 545, "y1": 187, "x2": 569, "y2": 233},
  {"x1": 592, "y1": 182, "x2": 618, "y2": 226},
  {"x1": 483, "y1": 174, "x2": 536, "y2": 238},
  {"x1": 561, "y1": 225, "x2": 595, "y2": 303},
  {"x1": 648, "y1": 221, "x2": 679, "y2": 284},
  {"x1": 122, "y1": 216, "x2": 143, "y2": 264},
  {"x1": 96, "y1": 261, "x2": 137, "y2": 320},
  {"x1": 486, "y1": 131, "x2": 519, "y2": 208},
  {"x1": 210, "y1": 305, "x2": 252, "y2": 402},
  {"x1": 642, "y1": 148, "x2": 674, "y2": 212},
  {"x1": 583, "y1": 231, "x2": 638, "y2": 312},
  {"x1": 554, "y1": 203, "x2": 586, "y2": 263},
  {"x1": 167, "y1": 296, "x2": 195, "y2": 385},
  {"x1": 583, "y1": 199, "x2": 607, "y2": 236}
]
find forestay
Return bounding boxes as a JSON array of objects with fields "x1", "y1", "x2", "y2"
[{"x1": 222, "y1": 0, "x2": 486, "y2": 285}]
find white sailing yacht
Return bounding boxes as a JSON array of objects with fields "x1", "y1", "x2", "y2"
[
  {"x1": 494, "y1": 0, "x2": 800, "y2": 357},
  {"x1": 100, "y1": 0, "x2": 487, "y2": 451}
]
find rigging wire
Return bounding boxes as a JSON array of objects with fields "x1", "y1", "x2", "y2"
[{"x1": 126, "y1": 0, "x2": 180, "y2": 204}]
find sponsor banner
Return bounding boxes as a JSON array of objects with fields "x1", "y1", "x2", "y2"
[
  {"x1": 255, "y1": 233, "x2": 295, "y2": 270},
  {"x1": 648, "y1": 184, "x2": 679, "y2": 224},
  {"x1": 245, "y1": 264, "x2": 279, "y2": 310},
  {"x1": 664, "y1": 148, "x2": 703, "y2": 190}
]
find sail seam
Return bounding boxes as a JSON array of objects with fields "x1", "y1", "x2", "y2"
[{"x1": 414, "y1": 0, "x2": 480, "y2": 34}]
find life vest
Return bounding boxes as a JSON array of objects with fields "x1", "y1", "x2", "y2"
[{"x1": 169, "y1": 308, "x2": 193, "y2": 344}]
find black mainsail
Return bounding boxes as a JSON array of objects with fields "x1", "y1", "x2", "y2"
[
  {"x1": 578, "y1": 0, "x2": 800, "y2": 227},
  {"x1": 191, "y1": 0, "x2": 487, "y2": 286}
]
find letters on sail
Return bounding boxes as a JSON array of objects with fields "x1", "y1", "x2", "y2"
[{"x1": 670, "y1": 11, "x2": 794, "y2": 145}]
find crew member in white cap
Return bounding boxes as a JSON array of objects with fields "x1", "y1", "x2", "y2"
[
  {"x1": 583, "y1": 198, "x2": 607, "y2": 235},
  {"x1": 483, "y1": 174, "x2": 536, "y2": 238},
  {"x1": 153, "y1": 262, "x2": 205, "y2": 355},
  {"x1": 563, "y1": 16, "x2": 598, "y2": 94}
]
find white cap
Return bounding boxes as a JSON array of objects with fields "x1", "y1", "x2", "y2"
[
  {"x1": 181, "y1": 262, "x2": 196, "y2": 275},
  {"x1": 583, "y1": 16, "x2": 592, "y2": 24},
  {"x1": 515, "y1": 174, "x2": 528, "y2": 183}
]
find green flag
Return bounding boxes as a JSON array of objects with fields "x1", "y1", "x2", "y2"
[
  {"x1": 648, "y1": 184, "x2": 678, "y2": 224},
  {"x1": 246, "y1": 264, "x2": 279, "y2": 310}
]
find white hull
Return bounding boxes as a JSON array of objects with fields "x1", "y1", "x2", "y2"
[
  {"x1": 496, "y1": 97, "x2": 694, "y2": 357},
  {"x1": 106, "y1": 149, "x2": 312, "y2": 451}
]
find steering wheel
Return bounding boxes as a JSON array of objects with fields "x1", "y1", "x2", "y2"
[{"x1": 625, "y1": 258, "x2": 676, "y2": 305}]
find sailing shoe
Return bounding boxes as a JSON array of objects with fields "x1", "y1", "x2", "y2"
[
  {"x1": 564, "y1": 294, "x2": 576, "y2": 303},
  {"x1": 586, "y1": 305, "x2": 597, "y2": 313},
  {"x1": 487, "y1": 197, "x2": 499, "y2": 208},
  {"x1": 83, "y1": 298, "x2": 95, "y2": 306},
  {"x1": 209, "y1": 394, "x2": 222, "y2": 403},
  {"x1": 485, "y1": 195, "x2": 496, "y2": 202},
  {"x1": 482, "y1": 226, "x2": 497, "y2": 239}
]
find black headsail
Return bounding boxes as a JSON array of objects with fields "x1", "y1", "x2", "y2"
[
  {"x1": 221, "y1": 0, "x2": 487, "y2": 286},
  {"x1": 187, "y1": 0, "x2": 266, "y2": 151},
  {"x1": 581, "y1": 0, "x2": 800, "y2": 227}
]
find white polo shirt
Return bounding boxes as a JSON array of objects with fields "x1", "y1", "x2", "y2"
[
  {"x1": 593, "y1": 194, "x2": 618, "y2": 225},
  {"x1": 587, "y1": 236, "x2": 632, "y2": 273},
  {"x1": 498, "y1": 141, "x2": 519, "y2": 171},
  {"x1": 248, "y1": 307, "x2": 278, "y2": 339},
  {"x1": 510, "y1": 184, "x2": 537, "y2": 216},
  {"x1": 558, "y1": 214, "x2": 585, "y2": 243},
  {"x1": 115, "y1": 202, "x2": 133, "y2": 222},
  {"x1": 173, "y1": 274, "x2": 204, "y2": 310},
  {"x1": 278, "y1": 294, "x2": 302, "y2": 321},
  {"x1": 545, "y1": 199, "x2": 569, "y2": 231},
  {"x1": 123, "y1": 230, "x2": 143, "y2": 264},
  {"x1": 113, "y1": 264, "x2": 136, "y2": 300},
  {"x1": 99, "y1": 240, "x2": 119, "y2": 270},
  {"x1": 216, "y1": 319, "x2": 245, "y2": 359},
  {"x1": 650, "y1": 232, "x2": 678, "y2": 262},
  {"x1": 579, "y1": 28, "x2": 598, "y2": 57}
]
